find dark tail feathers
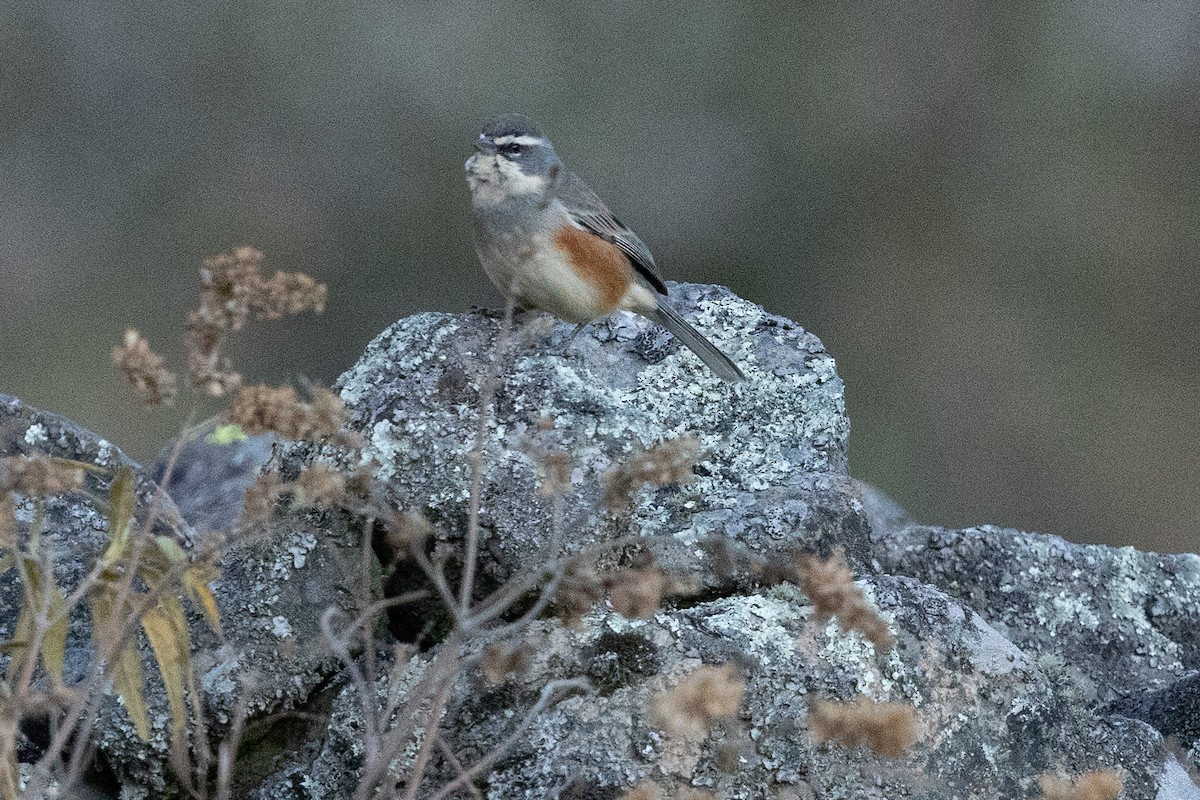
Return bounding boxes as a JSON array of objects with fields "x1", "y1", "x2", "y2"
[{"x1": 648, "y1": 301, "x2": 746, "y2": 382}]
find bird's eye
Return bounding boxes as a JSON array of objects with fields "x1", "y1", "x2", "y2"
[{"x1": 500, "y1": 142, "x2": 523, "y2": 156}]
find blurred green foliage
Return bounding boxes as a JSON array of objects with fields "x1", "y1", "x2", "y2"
[{"x1": 2, "y1": 3, "x2": 1196, "y2": 552}]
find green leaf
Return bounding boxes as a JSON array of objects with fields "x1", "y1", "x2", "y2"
[
  {"x1": 43, "y1": 582, "x2": 68, "y2": 685},
  {"x1": 141, "y1": 595, "x2": 190, "y2": 738},
  {"x1": 5, "y1": 597, "x2": 33, "y2": 685},
  {"x1": 34, "y1": 561, "x2": 67, "y2": 685},
  {"x1": 205, "y1": 424, "x2": 248, "y2": 445},
  {"x1": 154, "y1": 535, "x2": 188, "y2": 566},
  {"x1": 89, "y1": 569, "x2": 148, "y2": 738}
]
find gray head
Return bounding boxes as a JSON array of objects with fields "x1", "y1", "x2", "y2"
[{"x1": 468, "y1": 114, "x2": 562, "y2": 196}]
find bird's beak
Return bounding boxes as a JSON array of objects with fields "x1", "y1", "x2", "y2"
[{"x1": 474, "y1": 138, "x2": 488, "y2": 153}]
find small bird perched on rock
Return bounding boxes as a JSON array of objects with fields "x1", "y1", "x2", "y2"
[{"x1": 464, "y1": 113, "x2": 745, "y2": 382}]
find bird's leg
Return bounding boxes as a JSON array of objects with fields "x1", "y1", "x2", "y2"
[{"x1": 561, "y1": 322, "x2": 588, "y2": 355}]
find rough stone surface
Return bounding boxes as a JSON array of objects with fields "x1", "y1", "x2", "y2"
[
  {"x1": 151, "y1": 431, "x2": 277, "y2": 534},
  {"x1": 462, "y1": 578, "x2": 1165, "y2": 800},
  {"x1": 258, "y1": 579, "x2": 1191, "y2": 799},
  {"x1": 5, "y1": 284, "x2": 1200, "y2": 798},
  {"x1": 336, "y1": 282, "x2": 868, "y2": 591},
  {"x1": 0, "y1": 395, "x2": 364, "y2": 798},
  {"x1": 872, "y1": 522, "x2": 1200, "y2": 716}
]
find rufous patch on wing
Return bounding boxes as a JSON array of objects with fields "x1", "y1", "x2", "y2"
[{"x1": 554, "y1": 226, "x2": 633, "y2": 313}]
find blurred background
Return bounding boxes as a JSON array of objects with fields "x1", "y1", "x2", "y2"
[{"x1": 2, "y1": 3, "x2": 1197, "y2": 552}]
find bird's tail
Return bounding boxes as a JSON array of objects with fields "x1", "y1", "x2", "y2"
[{"x1": 648, "y1": 300, "x2": 746, "y2": 382}]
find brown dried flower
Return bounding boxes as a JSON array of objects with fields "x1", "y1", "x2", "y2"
[
  {"x1": 602, "y1": 436, "x2": 700, "y2": 510},
  {"x1": 257, "y1": 271, "x2": 327, "y2": 319},
  {"x1": 186, "y1": 246, "x2": 327, "y2": 397},
  {"x1": 111, "y1": 329, "x2": 178, "y2": 406},
  {"x1": 224, "y1": 385, "x2": 350, "y2": 443},
  {"x1": 384, "y1": 510, "x2": 435, "y2": 554},
  {"x1": 618, "y1": 784, "x2": 662, "y2": 800},
  {"x1": 1037, "y1": 771, "x2": 1124, "y2": 800},
  {"x1": 796, "y1": 548, "x2": 894, "y2": 649},
  {"x1": 294, "y1": 465, "x2": 347, "y2": 508},
  {"x1": 241, "y1": 472, "x2": 284, "y2": 523},
  {"x1": 537, "y1": 451, "x2": 573, "y2": 496},
  {"x1": 808, "y1": 696, "x2": 917, "y2": 757},
  {"x1": 186, "y1": 314, "x2": 242, "y2": 397},
  {"x1": 480, "y1": 641, "x2": 532, "y2": 685},
  {"x1": 619, "y1": 782, "x2": 717, "y2": 800},
  {"x1": 607, "y1": 567, "x2": 666, "y2": 620},
  {"x1": 651, "y1": 663, "x2": 744, "y2": 738},
  {"x1": 0, "y1": 455, "x2": 84, "y2": 496},
  {"x1": 554, "y1": 563, "x2": 605, "y2": 626}
]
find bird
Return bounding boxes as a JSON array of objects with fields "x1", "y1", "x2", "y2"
[{"x1": 464, "y1": 113, "x2": 746, "y2": 383}]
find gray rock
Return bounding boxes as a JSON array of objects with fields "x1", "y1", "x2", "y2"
[
  {"x1": 8, "y1": 281, "x2": 1200, "y2": 799},
  {"x1": 872, "y1": 523, "x2": 1200, "y2": 713},
  {"x1": 266, "y1": 578, "x2": 1182, "y2": 799},
  {"x1": 467, "y1": 577, "x2": 1164, "y2": 800},
  {"x1": 150, "y1": 431, "x2": 277, "y2": 534},
  {"x1": 0, "y1": 394, "x2": 365, "y2": 798},
  {"x1": 335, "y1": 283, "x2": 868, "y2": 594}
]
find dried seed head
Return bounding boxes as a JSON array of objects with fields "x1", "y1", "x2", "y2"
[
  {"x1": 241, "y1": 472, "x2": 284, "y2": 523},
  {"x1": 796, "y1": 548, "x2": 894, "y2": 649},
  {"x1": 808, "y1": 696, "x2": 917, "y2": 757},
  {"x1": 294, "y1": 465, "x2": 347, "y2": 508},
  {"x1": 385, "y1": 510, "x2": 435, "y2": 553},
  {"x1": 618, "y1": 783, "x2": 662, "y2": 800},
  {"x1": 0, "y1": 456, "x2": 85, "y2": 496},
  {"x1": 224, "y1": 385, "x2": 351, "y2": 443},
  {"x1": 111, "y1": 329, "x2": 178, "y2": 406},
  {"x1": 480, "y1": 641, "x2": 532, "y2": 685},
  {"x1": 554, "y1": 563, "x2": 605, "y2": 627},
  {"x1": 1036, "y1": 770, "x2": 1124, "y2": 800},
  {"x1": 256, "y1": 271, "x2": 327, "y2": 319},
  {"x1": 650, "y1": 663, "x2": 744, "y2": 738},
  {"x1": 537, "y1": 451, "x2": 573, "y2": 496},
  {"x1": 602, "y1": 436, "x2": 700, "y2": 511},
  {"x1": 187, "y1": 247, "x2": 327, "y2": 397},
  {"x1": 607, "y1": 568, "x2": 666, "y2": 620}
]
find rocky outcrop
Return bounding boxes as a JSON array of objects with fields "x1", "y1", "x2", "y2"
[
  {"x1": 0, "y1": 396, "x2": 363, "y2": 798},
  {"x1": 2, "y1": 284, "x2": 1198, "y2": 798}
]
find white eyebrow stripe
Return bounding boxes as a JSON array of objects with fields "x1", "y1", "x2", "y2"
[{"x1": 491, "y1": 134, "x2": 547, "y2": 147}]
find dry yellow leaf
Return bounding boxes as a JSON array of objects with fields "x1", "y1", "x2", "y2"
[
  {"x1": 142, "y1": 595, "x2": 190, "y2": 738},
  {"x1": 111, "y1": 639, "x2": 150, "y2": 741},
  {"x1": 185, "y1": 569, "x2": 222, "y2": 636},
  {"x1": 102, "y1": 466, "x2": 137, "y2": 564}
]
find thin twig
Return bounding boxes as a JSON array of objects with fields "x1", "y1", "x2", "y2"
[
  {"x1": 458, "y1": 293, "x2": 517, "y2": 612},
  {"x1": 435, "y1": 735, "x2": 486, "y2": 800},
  {"x1": 215, "y1": 690, "x2": 250, "y2": 800},
  {"x1": 425, "y1": 678, "x2": 592, "y2": 800},
  {"x1": 391, "y1": 637, "x2": 463, "y2": 800}
]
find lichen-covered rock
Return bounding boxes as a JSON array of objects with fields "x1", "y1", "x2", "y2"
[
  {"x1": 470, "y1": 578, "x2": 1182, "y2": 798},
  {"x1": 872, "y1": 523, "x2": 1200, "y2": 716},
  {"x1": 9, "y1": 278, "x2": 1200, "y2": 799},
  {"x1": 257, "y1": 577, "x2": 1186, "y2": 799},
  {"x1": 336, "y1": 283, "x2": 867, "y2": 591},
  {"x1": 150, "y1": 431, "x2": 277, "y2": 534},
  {"x1": 0, "y1": 394, "x2": 364, "y2": 798}
]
